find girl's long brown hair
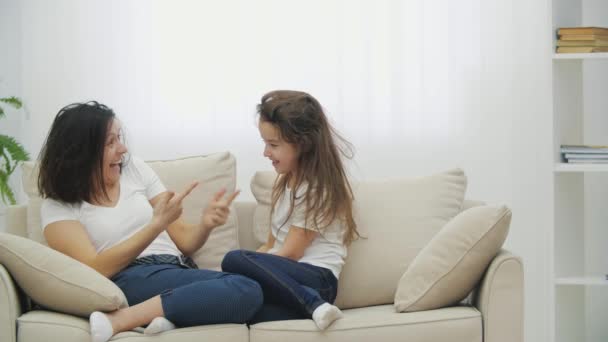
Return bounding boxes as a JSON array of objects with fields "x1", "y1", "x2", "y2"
[{"x1": 258, "y1": 90, "x2": 359, "y2": 245}]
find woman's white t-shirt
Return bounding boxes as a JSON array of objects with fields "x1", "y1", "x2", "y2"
[
  {"x1": 267, "y1": 185, "x2": 347, "y2": 279},
  {"x1": 40, "y1": 157, "x2": 181, "y2": 258}
]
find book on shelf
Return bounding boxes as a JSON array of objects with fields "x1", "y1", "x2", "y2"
[
  {"x1": 560, "y1": 34, "x2": 608, "y2": 41},
  {"x1": 558, "y1": 27, "x2": 608, "y2": 36},
  {"x1": 560, "y1": 145, "x2": 608, "y2": 154},
  {"x1": 557, "y1": 46, "x2": 608, "y2": 53},
  {"x1": 557, "y1": 40, "x2": 608, "y2": 47}
]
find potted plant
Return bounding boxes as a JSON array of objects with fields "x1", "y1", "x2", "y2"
[{"x1": 0, "y1": 96, "x2": 30, "y2": 205}]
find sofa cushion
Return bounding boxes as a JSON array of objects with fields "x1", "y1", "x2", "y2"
[
  {"x1": 394, "y1": 205, "x2": 511, "y2": 312},
  {"x1": 250, "y1": 169, "x2": 467, "y2": 309},
  {"x1": 249, "y1": 305, "x2": 481, "y2": 342},
  {"x1": 147, "y1": 153, "x2": 239, "y2": 270},
  {"x1": 250, "y1": 171, "x2": 276, "y2": 244},
  {"x1": 0, "y1": 232, "x2": 127, "y2": 317},
  {"x1": 22, "y1": 152, "x2": 238, "y2": 271},
  {"x1": 21, "y1": 163, "x2": 46, "y2": 246},
  {"x1": 18, "y1": 310, "x2": 249, "y2": 342}
]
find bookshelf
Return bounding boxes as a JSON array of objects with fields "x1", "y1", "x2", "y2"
[
  {"x1": 551, "y1": 1, "x2": 608, "y2": 342},
  {"x1": 553, "y1": 52, "x2": 608, "y2": 60}
]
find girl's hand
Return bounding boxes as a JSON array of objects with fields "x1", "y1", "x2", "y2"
[
  {"x1": 152, "y1": 182, "x2": 198, "y2": 230},
  {"x1": 201, "y1": 188, "x2": 240, "y2": 230},
  {"x1": 256, "y1": 244, "x2": 270, "y2": 253}
]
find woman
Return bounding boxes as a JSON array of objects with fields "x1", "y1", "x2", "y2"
[{"x1": 38, "y1": 101, "x2": 262, "y2": 342}]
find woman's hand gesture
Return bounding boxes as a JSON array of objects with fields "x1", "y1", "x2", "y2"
[{"x1": 152, "y1": 182, "x2": 198, "y2": 230}]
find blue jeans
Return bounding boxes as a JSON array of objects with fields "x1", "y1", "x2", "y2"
[
  {"x1": 221, "y1": 250, "x2": 338, "y2": 323},
  {"x1": 111, "y1": 254, "x2": 263, "y2": 327}
]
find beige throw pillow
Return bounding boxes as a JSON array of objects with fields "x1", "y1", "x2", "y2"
[
  {"x1": 250, "y1": 171, "x2": 277, "y2": 245},
  {"x1": 394, "y1": 205, "x2": 511, "y2": 312},
  {"x1": 147, "y1": 152, "x2": 239, "y2": 271},
  {"x1": 21, "y1": 162, "x2": 45, "y2": 246},
  {"x1": 250, "y1": 169, "x2": 467, "y2": 309},
  {"x1": 0, "y1": 232, "x2": 128, "y2": 317}
]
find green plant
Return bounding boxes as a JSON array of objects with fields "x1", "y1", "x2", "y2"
[{"x1": 0, "y1": 97, "x2": 29, "y2": 205}]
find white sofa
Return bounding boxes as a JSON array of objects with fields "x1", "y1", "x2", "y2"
[{"x1": 0, "y1": 152, "x2": 523, "y2": 342}]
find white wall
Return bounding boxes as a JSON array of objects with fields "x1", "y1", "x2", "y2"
[{"x1": 9, "y1": 0, "x2": 553, "y2": 341}]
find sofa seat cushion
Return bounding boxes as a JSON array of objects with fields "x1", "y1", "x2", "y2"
[
  {"x1": 249, "y1": 305, "x2": 481, "y2": 342},
  {"x1": 18, "y1": 310, "x2": 248, "y2": 342}
]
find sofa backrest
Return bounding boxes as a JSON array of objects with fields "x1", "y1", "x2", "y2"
[
  {"x1": 250, "y1": 169, "x2": 470, "y2": 309},
  {"x1": 20, "y1": 152, "x2": 239, "y2": 271}
]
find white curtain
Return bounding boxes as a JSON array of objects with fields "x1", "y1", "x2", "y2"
[{"x1": 21, "y1": 0, "x2": 514, "y2": 191}]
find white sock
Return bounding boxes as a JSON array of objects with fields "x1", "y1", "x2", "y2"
[
  {"x1": 144, "y1": 317, "x2": 176, "y2": 335},
  {"x1": 312, "y1": 303, "x2": 343, "y2": 330},
  {"x1": 90, "y1": 311, "x2": 114, "y2": 342}
]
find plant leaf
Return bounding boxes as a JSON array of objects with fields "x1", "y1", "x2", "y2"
[
  {"x1": 0, "y1": 134, "x2": 30, "y2": 163},
  {"x1": 0, "y1": 97, "x2": 23, "y2": 109},
  {"x1": 0, "y1": 173, "x2": 16, "y2": 205}
]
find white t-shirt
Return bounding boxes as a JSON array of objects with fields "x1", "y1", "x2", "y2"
[
  {"x1": 267, "y1": 185, "x2": 347, "y2": 279},
  {"x1": 40, "y1": 156, "x2": 181, "y2": 258}
]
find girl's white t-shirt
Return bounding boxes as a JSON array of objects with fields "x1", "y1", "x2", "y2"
[
  {"x1": 40, "y1": 157, "x2": 181, "y2": 258},
  {"x1": 267, "y1": 185, "x2": 347, "y2": 279}
]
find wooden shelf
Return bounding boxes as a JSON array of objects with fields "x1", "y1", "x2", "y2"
[
  {"x1": 553, "y1": 52, "x2": 608, "y2": 60},
  {"x1": 555, "y1": 276, "x2": 608, "y2": 286},
  {"x1": 554, "y1": 163, "x2": 608, "y2": 172}
]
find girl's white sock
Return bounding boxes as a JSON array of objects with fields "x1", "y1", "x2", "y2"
[
  {"x1": 312, "y1": 303, "x2": 343, "y2": 330},
  {"x1": 90, "y1": 311, "x2": 114, "y2": 342},
  {"x1": 144, "y1": 317, "x2": 176, "y2": 335}
]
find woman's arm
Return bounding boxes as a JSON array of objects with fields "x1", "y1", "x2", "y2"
[
  {"x1": 45, "y1": 218, "x2": 164, "y2": 278},
  {"x1": 165, "y1": 188, "x2": 240, "y2": 256},
  {"x1": 44, "y1": 190, "x2": 189, "y2": 278},
  {"x1": 272, "y1": 226, "x2": 317, "y2": 261}
]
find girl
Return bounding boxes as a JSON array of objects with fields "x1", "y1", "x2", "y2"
[
  {"x1": 38, "y1": 102, "x2": 263, "y2": 342},
  {"x1": 222, "y1": 90, "x2": 358, "y2": 330}
]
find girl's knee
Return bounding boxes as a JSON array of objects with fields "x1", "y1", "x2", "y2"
[{"x1": 221, "y1": 249, "x2": 248, "y2": 272}]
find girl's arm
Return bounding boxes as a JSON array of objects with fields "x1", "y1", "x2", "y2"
[
  {"x1": 272, "y1": 226, "x2": 318, "y2": 261},
  {"x1": 166, "y1": 188, "x2": 240, "y2": 256},
  {"x1": 257, "y1": 230, "x2": 276, "y2": 253}
]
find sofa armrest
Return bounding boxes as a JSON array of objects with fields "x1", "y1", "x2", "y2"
[
  {"x1": 0, "y1": 264, "x2": 23, "y2": 342},
  {"x1": 473, "y1": 249, "x2": 524, "y2": 342},
  {"x1": 6, "y1": 205, "x2": 28, "y2": 238},
  {"x1": 234, "y1": 201, "x2": 259, "y2": 251}
]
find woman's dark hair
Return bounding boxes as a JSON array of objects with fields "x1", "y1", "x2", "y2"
[
  {"x1": 258, "y1": 90, "x2": 359, "y2": 245},
  {"x1": 38, "y1": 101, "x2": 117, "y2": 204}
]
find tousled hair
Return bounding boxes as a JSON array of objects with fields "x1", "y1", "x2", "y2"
[
  {"x1": 258, "y1": 90, "x2": 359, "y2": 245},
  {"x1": 38, "y1": 101, "x2": 119, "y2": 204}
]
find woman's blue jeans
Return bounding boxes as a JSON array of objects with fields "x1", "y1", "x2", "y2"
[
  {"x1": 110, "y1": 255, "x2": 263, "y2": 327},
  {"x1": 221, "y1": 250, "x2": 338, "y2": 324}
]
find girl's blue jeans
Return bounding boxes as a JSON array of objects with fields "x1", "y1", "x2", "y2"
[
  {"x1": 110, "y1": 254, "x2": 263, "y2": 327},
  {"x1": 221, "y1": 249, "x2": 338, "y2": 324}
]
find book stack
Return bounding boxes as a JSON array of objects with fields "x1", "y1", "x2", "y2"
[
  {"x1": 556, "y1": 27, "x2": 608, "y2": 53},
  {"x1": 561, "y1": 145, "x2": 608, "y2": 163}
]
